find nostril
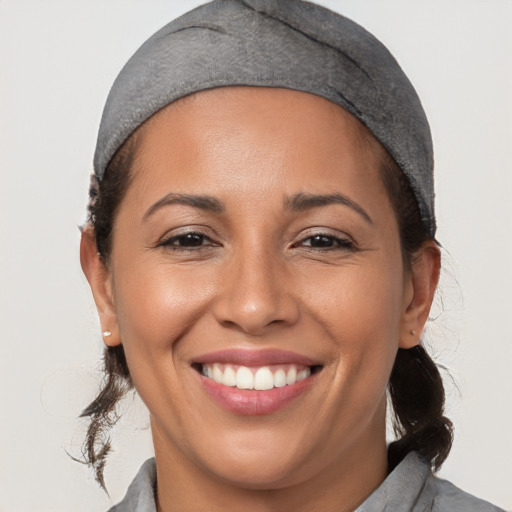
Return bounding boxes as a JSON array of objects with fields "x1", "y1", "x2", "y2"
[{"x1": 212, "y1": 270, "x2": 300, "y2": 335}]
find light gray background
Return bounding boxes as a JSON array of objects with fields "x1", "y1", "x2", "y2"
[{"x1": 1, "y1": 1, "x2": 511, "y2": 511}]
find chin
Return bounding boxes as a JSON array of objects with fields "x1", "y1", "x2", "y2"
[
  {"x1": 186, "y1": 423, "x2": 323, "y2": 489},
  {"x1": 207, "y1": 455, "x2": 306, "y2": 489}
]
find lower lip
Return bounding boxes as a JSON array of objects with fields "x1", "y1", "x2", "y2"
[{"x1": 199, "y1": 372, "x2": 316, "y2": 415}]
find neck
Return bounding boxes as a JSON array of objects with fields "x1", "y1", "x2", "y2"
[{"x1": 152, "y1": 408, "x2": 388, "y2": 512}]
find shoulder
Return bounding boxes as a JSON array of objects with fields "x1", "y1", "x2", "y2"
[
  {"x1": 429, "y1": 474, "x2": 506, "y2": 512},
  {"x1": 357, "y1": 452, "x2": 505, "y2": 512},
  {"x1": 109, "y1": 454, "x2": 505, "y2": 512},
  {"x1": 107, "y1": 458, "x2": 157, "y2": 512}
]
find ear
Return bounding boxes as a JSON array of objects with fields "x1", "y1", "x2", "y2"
[
  {"x1": 80, "y1": 225, "x2": 121, "y2": 347},
  {"x1": 399, "y1": 241, "x2": 441, "y2": 349}
]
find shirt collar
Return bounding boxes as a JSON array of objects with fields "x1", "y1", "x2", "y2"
[{"x1": 110, "y1": 452, "x2": 432, "y2": 512}]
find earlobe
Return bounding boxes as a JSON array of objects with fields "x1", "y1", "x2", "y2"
[
  {"x1": 80, "y1": 225, "x2": 122, "y2": 347},
  {"x1": 399, "y1": 241, "x2": 441, "y2": 349}
]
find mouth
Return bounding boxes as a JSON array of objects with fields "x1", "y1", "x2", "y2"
[
  {"x1": 191, "y1": 349, "x2": 323, "y2": 415},
  {"x1": 193, "y1": 362, "x2": 322, "y2": 390}
]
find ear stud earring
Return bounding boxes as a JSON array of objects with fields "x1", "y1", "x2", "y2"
[
  {"x1": 103, "y1": 330, "x2": 112, "y2": 338},
  {"x1": 410, "y1": 330, "x2": 417, "y2": 336}
]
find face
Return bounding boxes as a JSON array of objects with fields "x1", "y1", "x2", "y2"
[{"x1": 84, "y1": 87, "x2": 433, "y2": 491}]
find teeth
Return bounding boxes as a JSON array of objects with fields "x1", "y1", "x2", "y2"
[
  {"x1": 274, "y1": 369, "x2": 287, "y2": 388},
  {"x1": 222, "y1": 365, "x2": 236, "y2": 386},
  {"x1": 201, "y1": 363, "x2": 313, "y2": 390},
  {"x1": 254, "y1": 367, "x2": 274, "y2": 390},
  {"x1": 213, "y1": 364, "x2": 223, "y2": 384},
  {"x1": 286, "y1": 366, "x2": 297, "y2": 385},
  {"x1": 236, "y1": 366, "x2": 254, "y2": 390},
  {"x1": 297, "y1": 368, "x2": 311, "y2": 381}
]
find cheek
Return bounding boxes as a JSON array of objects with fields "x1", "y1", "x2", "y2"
[
  {"x1": 110, "y1": 257, "x2": 219, "y2": 425},
  {"x1": 308, "y1": 258, "x2": 404, "y2": 393},
  {"x1": 313, "y1": 260, "x2": 404, "y2": 339},
  {"x1": 112, "y1": 254, "x2": 217, "y2": 359}
]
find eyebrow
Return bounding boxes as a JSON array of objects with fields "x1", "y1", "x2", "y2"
[
  {"x1": 285, "y1": 192, "x2": 373, "y2": 224},
  {"x1": 142, "y1": 191, "x2": 372, "y2": 224},
  {"x1": 143, "y1": 193, "x2": 225, "y2": 221}
]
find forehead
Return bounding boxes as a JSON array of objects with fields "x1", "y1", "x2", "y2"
[
  {"x1": 145, "y1": 87, "x2": 377, "y2": 141},
  {"x1": 132, "y1": 86, "x2": 385, "y2": 182}
]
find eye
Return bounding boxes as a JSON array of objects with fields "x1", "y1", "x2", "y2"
[
  {"x1": 171, "y1": 233, "x2": 206, "y2": 247},
  {"x1": 295, "y1": 233, "x2": 355, "y2": 251},
  {"x1": 158, "y1": 231, "x2": 216, "y2": 250}
]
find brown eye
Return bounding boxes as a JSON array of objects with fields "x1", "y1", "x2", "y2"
[
  {"x1": 173, "y1": 233, "x2": 206, "y2": 247},
  {"x1": 298, "y1": 234, "x2": 354, "y2": 250},
  {"x1": 308, "y1": 235, "x2": 336, "y2": 248},
  {"x1": 159, "y1": 232, "x2": 215, "y2": 250}
]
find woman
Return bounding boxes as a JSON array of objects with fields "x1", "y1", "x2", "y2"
[{"x1": 79, "y1": 1, "x2": 503, "y2": 510}]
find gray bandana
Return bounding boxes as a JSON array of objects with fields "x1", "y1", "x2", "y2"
[{"x1": 94, "y1": 0, "x2": 436, "y2": 236}]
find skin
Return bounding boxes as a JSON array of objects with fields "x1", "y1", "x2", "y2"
[{"x1": 81, "y1": 87, "x2": 440, "y2": 512}]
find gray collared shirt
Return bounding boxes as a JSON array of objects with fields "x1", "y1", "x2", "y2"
[{"x1": 107, "y1": 452, "x2": 504, "y2": 511}]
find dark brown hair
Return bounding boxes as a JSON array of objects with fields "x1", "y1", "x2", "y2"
[
  {"x1": 80, "y1": 124, "x2": 452, "y2": 488},
  {"x1": 378, "y1": 150, "x2": 453, "y2": 472}
]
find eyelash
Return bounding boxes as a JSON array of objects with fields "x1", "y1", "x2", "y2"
[
  {"x1": 157, "y1": 231, "x2": 217, "y2": 252},
  {"x1": 293, "y1": 233, "x2": 355, "y2": 251},
  {"x1": 157, "y1": 231, "x2": 355, "y2": 253}
]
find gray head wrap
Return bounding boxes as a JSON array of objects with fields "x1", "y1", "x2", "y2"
[{"x1": 94, "y1": 0, "x2": 436, "y2": 236}]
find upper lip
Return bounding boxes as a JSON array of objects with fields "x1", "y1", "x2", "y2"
[{"x1": 191, "y1": 348, "x2": 321, "y2": 367}]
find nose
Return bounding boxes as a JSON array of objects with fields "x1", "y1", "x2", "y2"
[{"x1": 212, "y1": 245, "x2": 300, "y2": 336}]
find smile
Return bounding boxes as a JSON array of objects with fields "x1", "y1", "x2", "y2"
[
  {"x1": 200, "y1": 363, "x2": 312, "y2": 390},
  {"x1": 191, "y1": 350, "x2": 323, "y2": 415}
]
